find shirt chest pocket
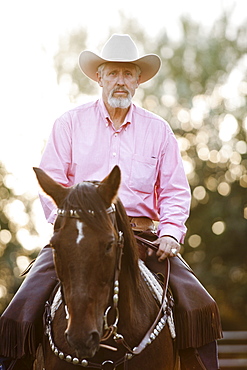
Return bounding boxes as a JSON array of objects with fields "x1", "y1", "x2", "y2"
[{"x1": 129, "y1": 154, "x2": 158, "y2": 194}]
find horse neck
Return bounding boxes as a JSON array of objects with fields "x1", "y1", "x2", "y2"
[
  {"x1": 117, "y1": 241, "x2": 157, "y2": 329},
  {"x1": 118, "y1": 260, "x2": 158, "y2": 342},
  {"x1": 115, "y1": 201, "x2": 158, "y2": 330}
]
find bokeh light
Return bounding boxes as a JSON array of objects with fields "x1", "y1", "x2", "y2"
[{"x1": 212, "y1": 221, "x2": 226, "y2": 235}]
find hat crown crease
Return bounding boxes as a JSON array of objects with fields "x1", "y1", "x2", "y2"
[{"x1": 101, "y1": 36, "x2": 139, "y2": 61}]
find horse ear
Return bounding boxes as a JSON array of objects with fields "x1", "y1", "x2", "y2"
[
  {"x1": 98, "y1": 166, "x2": 121, "y2": 207},
  {"x1": 33, "y1": 167, "x2": 70, "y2": 207}
]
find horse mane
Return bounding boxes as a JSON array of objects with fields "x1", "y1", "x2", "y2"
[
  {"x1": 115, "y1": 198, "x2": 157, "y2": 326},
  {"x1": 115, "y1": 197, "x2": 140, "y2": 287}
]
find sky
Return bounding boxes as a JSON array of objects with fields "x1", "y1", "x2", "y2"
[{"x1": 0, "y1": 0, "x2": 246, "y2": 247}]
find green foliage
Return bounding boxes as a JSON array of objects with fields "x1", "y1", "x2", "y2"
[
  {"x1": 54, "y1": 29, "x2": 99, "y2": 100},
  {"x1": 153, "y1": 15, "x2": 247, "y2": 329},
  {"x1": 0, "y1": 164, "x2": 38, "y2": 313}
]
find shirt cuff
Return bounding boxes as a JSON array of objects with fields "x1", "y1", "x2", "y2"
[
  {"x1": 47, "y1": 208, "x2": 57, "y2": 224},
  {"x1": 158, "y1": 224, "x2": 185, "y2": 244}
]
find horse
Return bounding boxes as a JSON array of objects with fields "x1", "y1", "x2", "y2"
[{"x1": 33, "y1": 165, "x2": 179, "y2": 370}]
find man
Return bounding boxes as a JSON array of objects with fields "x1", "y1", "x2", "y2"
[{"x1": 0, "y1": 34, "x2": 222, "y2": 370}]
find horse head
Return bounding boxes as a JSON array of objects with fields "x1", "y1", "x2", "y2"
[{"x1": 34, "y1": 166, "x2": 122, "y2": 358}]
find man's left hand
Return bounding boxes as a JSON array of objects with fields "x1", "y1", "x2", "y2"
[{"x1": 153, "y1": 236, "x2": 180, "y2": 262}]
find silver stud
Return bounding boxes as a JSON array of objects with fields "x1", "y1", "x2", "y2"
[
  {"x1": 158, "y1": 324, "x2": 163, "y2": 331},
  {"x1": 66, "y1": 355, "x2": 72, "y2": 362},
  {"x1": 72, "y1": 358, "x2": 79, "y2": 364},
  {"x1": 81, "y1": 359, "x2": 88, "y2": 367},
  {"x1": 54, "y1": 348, "x2": 58, "y2": 356},
  {"x1": 113, "y1": 294, "x2": 118, "y2": 304},
  {"x1": 155, "y1": 325, "x2": 160, "y2": 333},
  {"x1": 150, "y1": 333, "x2": 155, "y2": 340},
  {"x1": 59, "y1": 352, "x2": 64, "y2": 359}
]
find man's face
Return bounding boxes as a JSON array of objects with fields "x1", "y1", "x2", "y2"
[{"x1": 97, "y1": 62, "x2": 141, "y2": 109}]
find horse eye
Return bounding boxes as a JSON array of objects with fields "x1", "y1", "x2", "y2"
[{"x1": 105, "y1": 241, "x2": 115, "y2": 253}]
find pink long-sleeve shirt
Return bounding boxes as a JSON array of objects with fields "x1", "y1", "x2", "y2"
[{"x1": 39, "y1": 99, "x2": 191, "y2": 242}]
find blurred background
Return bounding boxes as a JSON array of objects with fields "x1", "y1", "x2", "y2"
[{"x1": 0, "y1": 0, "x2": 246, "y2": 331}]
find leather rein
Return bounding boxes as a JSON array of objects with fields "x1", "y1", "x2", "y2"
[{"x1": 45, "y1": 204, "x2": 171, "y2": 369}]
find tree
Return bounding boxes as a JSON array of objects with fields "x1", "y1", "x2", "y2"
[
  {"x1": 152, "y1": 15, "x2": 247, "y2": 329},
  {"x1": 53, "y1": 12, "x2": 247, "y2": 329},
  {"x1": 0, "y1": 163, "x2": 38, "y2": 313}
]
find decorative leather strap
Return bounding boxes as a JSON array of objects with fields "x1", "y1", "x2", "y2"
[{"x1": 132, "y1": 257, "x2": 170, "y2": 355}]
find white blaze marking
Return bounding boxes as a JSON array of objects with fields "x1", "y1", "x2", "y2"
[{"x1": 76, "y1": 220, "x2": 84, "y2": 244}]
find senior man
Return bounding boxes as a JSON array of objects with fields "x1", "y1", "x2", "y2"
[{"x1": 0, "y1": 34, "x2": 222, "y2": 370}]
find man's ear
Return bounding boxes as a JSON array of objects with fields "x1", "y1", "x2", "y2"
[
  {"x1": 136, "y1": 75, "x2": 141, "y2": 87},
  {"x1": 96, "y1": 72, "x2": 103, "y2": 87}
]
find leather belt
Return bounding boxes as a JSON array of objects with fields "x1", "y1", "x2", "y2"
[{"x1": 128, "y1": 216, "x2": 155, "y2": 232}]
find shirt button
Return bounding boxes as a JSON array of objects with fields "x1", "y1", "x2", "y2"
[
  {"x1": 113, "y1": 152, "x2": 116, "y2": 157},
  {"x1": 114, "y1": 133, "x2": 118, "y2": 137}
]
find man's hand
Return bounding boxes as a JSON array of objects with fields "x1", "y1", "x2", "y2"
[{"x1": 153, "y1": 235, "x2": 181, "y2": 262}]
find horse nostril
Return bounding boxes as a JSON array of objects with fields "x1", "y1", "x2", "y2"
[
  {"x1": 65, "y1": 329, "x2": 100, "y2": 352},
  {"x1": 64, "y1": 330, "x2": 71, "y2": 346},
  {"x1": 87, "y1": 330, "x2": 100, "y2": 348}
]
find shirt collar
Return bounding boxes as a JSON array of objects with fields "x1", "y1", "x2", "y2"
[{"x1": 99, "y1": 98, "x2": 133, "y2": 128}]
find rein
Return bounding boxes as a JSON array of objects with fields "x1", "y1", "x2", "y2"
[{"x1": 45, "y1": 204, "x2": 172, "y2": 369}]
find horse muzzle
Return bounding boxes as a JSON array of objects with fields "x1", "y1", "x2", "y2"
[{"x1": 65, "y1": 328, "x2": 100, "y2": 358}]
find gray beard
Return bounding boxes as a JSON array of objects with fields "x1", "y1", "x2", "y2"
[
  {"x1": 108, "y1": 97, "x2": 131, "y2": 108},
  {"x1": 108, "y1": 90, "x2": 132, "y2": 109}
]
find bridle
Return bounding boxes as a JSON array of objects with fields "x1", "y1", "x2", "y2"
[{"x1": 45, "y1": 203, "x2": 172, "y2": 369}]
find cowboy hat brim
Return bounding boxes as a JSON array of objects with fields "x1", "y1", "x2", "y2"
[{"x1": 78, "y1": 50, "x2": 161, "y2": 84}]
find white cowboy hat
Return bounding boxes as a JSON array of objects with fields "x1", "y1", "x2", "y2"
[{"x1": 78, "y1": 34, "x2": 161, "y2": 84}]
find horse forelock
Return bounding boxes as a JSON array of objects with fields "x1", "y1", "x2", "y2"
[{"x1": 62, "y1": 182, "x2": 113, "y2": 233}]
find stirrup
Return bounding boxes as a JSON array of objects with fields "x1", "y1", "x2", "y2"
[
  {"x1": 0, "y1": 357, "x2": 16, "y2": 370},
  {"x1": 0, "y1": 357, "x2": 8, "y2": 370}
]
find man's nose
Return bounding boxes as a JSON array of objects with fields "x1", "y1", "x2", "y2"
[{"x1": 116, "y1": 73, "x2": 125, "y2": 85}]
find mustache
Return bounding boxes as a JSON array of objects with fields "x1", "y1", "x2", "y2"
[{"x1": 111, "y1": 87, "x2": 131, "y2": 95}]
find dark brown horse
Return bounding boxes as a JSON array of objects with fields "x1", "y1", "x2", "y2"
[{"x1": 33, "y1": 166, "x2": 179, "y2": 370}]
